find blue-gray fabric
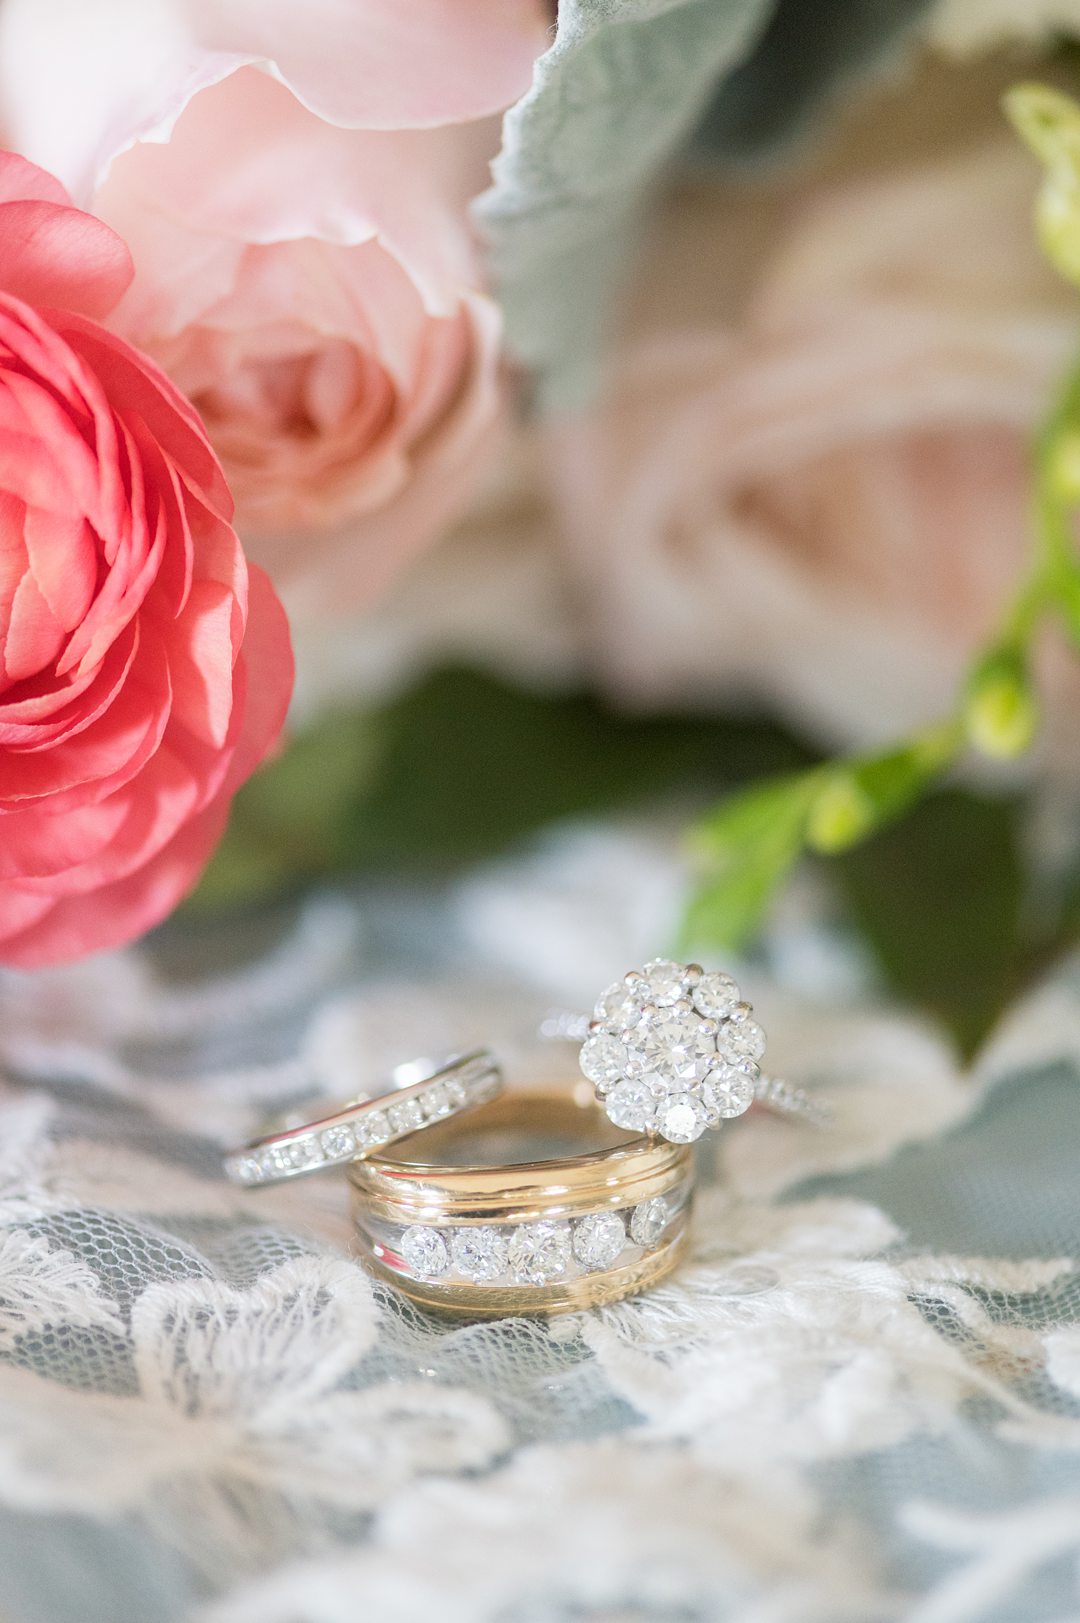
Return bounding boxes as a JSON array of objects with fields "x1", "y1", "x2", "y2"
[{"x1": 0, "y1": 872, "x2": 1077, "y2": 1621}]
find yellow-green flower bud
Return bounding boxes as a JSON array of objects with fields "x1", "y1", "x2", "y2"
[
  {"x1": 1048, "y1": 430, "x2": 1080, "y2": 504},
  {"x1": 1005, "y1": 84, "x2": 1080, "y2": 289},
  {"x1": 805, "y1": 774, "x2": 874, "y2": 854},
  {"x1": 965, "y1": 653, "x2": 1039, "y2": 759}
]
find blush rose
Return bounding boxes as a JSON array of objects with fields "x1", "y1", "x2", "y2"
[
  {"x1": 0, "y1": 0, "x2": 550, "y2": 608},
  {"x1": 551, "y1": 141, "x2": 1078, "y2": 746}
]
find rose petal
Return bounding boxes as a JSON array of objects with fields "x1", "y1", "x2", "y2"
[
  {"x1": 0, "y1": 197, "x2": 132, "y2": 319},
  {"x1": 0, "y1": 0, "x2": 548, "y2": 200},
  {"x1": 166, "y1": 579, "x2": 241, "y2": 749},
  {"x1": 23, "y1": 508, "x2": 98, "y2": 631},
  {"x1": 0, "y1": 150, "x2": 72, "y2": 207},
  {"x1": 223, "y1": 563, "x2": 293, "y2": 787},
  {"x1": 0, "y1": 794, "x2": 232, "y2": 965},
  {"x1": 98, "y1": 70, "x2": 493, "y2": 320}
]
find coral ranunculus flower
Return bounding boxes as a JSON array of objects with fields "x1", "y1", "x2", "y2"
[{"x1": 0, "y1": 151, "x2": 293, "y2": 968}]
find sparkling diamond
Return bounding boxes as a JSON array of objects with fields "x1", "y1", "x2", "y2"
[
  {"x1": 594, "y1": 979, "x2": 646, "y2": 1030},
  {"x1": 507, "y1": 1221, "x2": 572, "y2": 1285},
  {"x1": 641, "y1": 958, "x2": 689, "y2": 1006},
  {"x1": 702, "y1": 1064, "x2": 756, "y2": 1121},
  {"x1": 618, "y1": 1032, "x2": 651, "y2": 1078},
  {"x1": 356, "y1": 1111, "x2": 391, "y2": 1147},
  {"x1": 452, "y1": 1225, "x2": 509, "y2": 1282},
  {"x1": 630, "y1": 1197, "x2": 670, "y2": 1248},
  {"x1": 320, "y1": 1124, "x2": 357, "y2": 1160},
  {"x1": 388, "y1": 1097, "x2": 426, "y2": 1135},
  {"x1": 581, "y1": 1032, "x2": 629, "y2": 1086},
  {"x1": 655, "y1": 1094, "x2": 706, "y2": 1143},
  {"x1": 605, "y1": 1079, "x2": 657, "y2": 1132},
  {"x1": 291, "y1": 1136, "x2": 322, "y2": 1168},
  {"x1": 692, "y1": 971, "x2": 740, "y2": 1020},
  {"x1": 267, "y1": 1137, "x2": 319, "y2": 1174},
  {"x1": 572, "y1": 1211, "x2": 626, "y2": 1271},
  {"x1": 643, "y1": 1070, "x2": 680, "y2": 1097},
  {"x1": 444, "y1": 1078, "x2": 468, "y2": 1108},
  {"x1": 718, "y1": 1019, "x2": 766, "y2": 1064},
  {"x1": 400, "y1": 1226, "x2": 450, "y2": 1277},
  {"x1": 637, "y1": 1009, "x2": 716, "y2": 1082},
  {"x1": 235, "y1": 1155, "x2": 263, "y2": 1185},
  {"x1": 421, "y1": 1083, "x2": 452, "y2": 1119}
]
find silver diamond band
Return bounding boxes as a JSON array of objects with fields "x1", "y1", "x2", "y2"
[{"x1": 224, "y1": 1050, "x2": 503, "y2": 1187}]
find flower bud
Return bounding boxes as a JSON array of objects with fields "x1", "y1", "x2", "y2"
[
  {"x1": 1005, "y1": 84, "x2": 1080, "y2": 288},
  {"x1": 965, "y1": 652, "x2": 1039, "y2": 759},
  {"x1": 805, "y1": 775, "x2": 874, "y2": 854},
  {"x1": 1048, "y1": 430, "x2": 1080, "y2": 504}
]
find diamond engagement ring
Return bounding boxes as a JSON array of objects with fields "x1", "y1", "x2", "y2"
[
  {"x1": 348, "y1": 1080, "x2": 693, "y2": 1316},
  {"x1": 557, "y1": 959, "x2": 828, "y2": 1145},
  {"x1": 224, "y1": 1050, "x2": 503, "y2": 1187}
]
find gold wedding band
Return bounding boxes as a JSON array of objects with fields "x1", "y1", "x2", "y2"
[{"x1": 348, "y1": 1079, "x2": 693, "y2": 1317}]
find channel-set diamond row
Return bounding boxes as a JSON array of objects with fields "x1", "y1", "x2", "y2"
[
  {"x1": 393, "y1": 1194, "x2": 678, "y2": 1286},
  {"x1": 581, "y1": 959, "x2": 766, "y2": 1144},
  {"x1": 229, "y1": 1072, "x2": 479, "y2": 1186}
]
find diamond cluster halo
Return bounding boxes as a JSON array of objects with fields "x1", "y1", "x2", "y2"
[{"x1": 580, "y1": 960, "x2": 765, "y2": 1145}]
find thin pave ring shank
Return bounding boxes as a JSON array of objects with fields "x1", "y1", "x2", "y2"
[{"x1": 224, "y1": 1050, "x2": 502, "y2": 1187}]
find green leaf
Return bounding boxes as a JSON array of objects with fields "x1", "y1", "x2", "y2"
[
  {"x1": 681, "y1": 841, "x2": 798, "y2": 953},
  {"x1": 691, "y1": 769, "x2": 819, "y2": 857},
  {"x1": 340, "y1": 667, "x2": 805, "y2": 867},
  {"x1": 476, "y1": 0, "x2": 773, "y2": 409},
  {"x1": 190, "y1": 666, "x2": 813, "y2": 911},
  {"x1": 830, "y1": 789, "x2": 1025, "y2": 1059},
  {"x1": 805, "y1": 724, "x2": 960, "y2": 854},
  {"x1": 684, "y1": 769, "x2": 821, "y2": 949},
  {"x1": 183, "y1": 709, "x2": 380, "y2": 914}
]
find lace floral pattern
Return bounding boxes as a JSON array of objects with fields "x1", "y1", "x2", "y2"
[{"x1": 0, "y1": 830, "x2": 1078, "y2": 1621}]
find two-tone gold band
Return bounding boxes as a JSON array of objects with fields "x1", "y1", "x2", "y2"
[{"x1": 348, "y1": 1080, "x2": 693, "y2": 1316}]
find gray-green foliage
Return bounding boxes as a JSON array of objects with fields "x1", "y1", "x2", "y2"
[
  {"x1": 476, "y1": 0, "x2": 932, "y2": 407},
  {"x1": 475, "y1": 0, "x2": 775, "y2": 409}
]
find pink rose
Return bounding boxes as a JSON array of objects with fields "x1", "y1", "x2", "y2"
[
  {"x1": 553, "y1": 142, "x2": 1077, "y2": 746},
  {"x1": 0, "y1": 0, "x2": 548, "y2": 608},
  {"x1": 0, "y1": 151, "x2": 293, "y2": 968}
]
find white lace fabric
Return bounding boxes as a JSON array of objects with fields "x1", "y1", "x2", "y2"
[{"x1": 0, "y1": 844, "x2": 1078, "y2": 1623}]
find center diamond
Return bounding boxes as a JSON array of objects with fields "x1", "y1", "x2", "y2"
[{"x1": 634, "y1": 1008, "x2": 716, "y2": 1083}]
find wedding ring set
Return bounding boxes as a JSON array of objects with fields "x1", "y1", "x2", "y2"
[{"x1": 225, "y1": 961, "x2": 827, "y2": 1316}]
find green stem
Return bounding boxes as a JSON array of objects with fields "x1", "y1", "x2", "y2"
[
  {"x1": 1032, "y1": 351, "x2": 1080, "y2": 581},
  {"x1": 987, "y1": 346, "x2": 1080, "y2": 654}
]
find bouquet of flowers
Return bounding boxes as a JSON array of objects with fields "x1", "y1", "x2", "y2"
[{"x1": 4, "y1": 0, "x2": 1080, "y2": 1057}]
